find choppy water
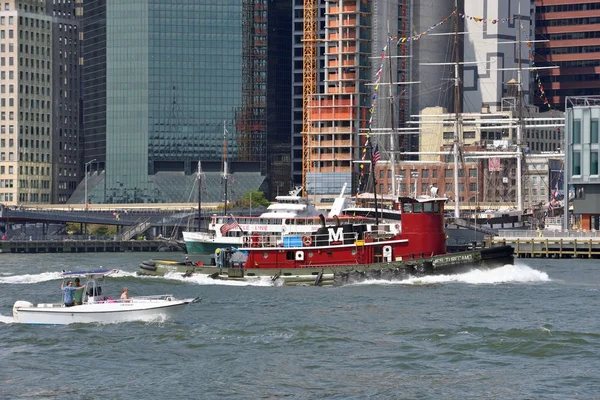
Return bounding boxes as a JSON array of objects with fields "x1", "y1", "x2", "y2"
[{"x1": 1, "y1": 252, "x2": 599, "y2": 399}]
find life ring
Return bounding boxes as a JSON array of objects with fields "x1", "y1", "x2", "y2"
[{"x1": 302, "y1": 235, "x2": 312, "y2": 247}]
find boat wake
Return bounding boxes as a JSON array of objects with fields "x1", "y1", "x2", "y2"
[
  {"x1": 0, "y1": 314, "x2": 15, "y2": 324},
  {"x1": 104, "y1": 270, "x2": 137, "y2": 278},
  {"x1": 0, "y1": 271, "x2": 64, "y2": 285},
  {"x1": 161, "y1": 271, "x2": 274, "y2": 287},
  {"x1": 0, "y1": 269, "x2": 136, "y2": 285},
  {"x1": 353, "y1": 263, "x2": 550, "y2": 286}
]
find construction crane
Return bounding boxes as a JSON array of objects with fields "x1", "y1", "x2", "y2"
[{"x1": 302, "y1": 0, "x2": 318, "y2": 197}]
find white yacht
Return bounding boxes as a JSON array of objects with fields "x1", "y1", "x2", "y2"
[{"x1": 182, "y1": 186, "x2": 400, "y2": 254}]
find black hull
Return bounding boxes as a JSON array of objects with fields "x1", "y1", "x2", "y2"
[{"x1": 138, "y1": 263, "x2": 157, "y2": 272}]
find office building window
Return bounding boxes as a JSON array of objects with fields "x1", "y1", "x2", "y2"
[
  {"x1": 573, "y1": 120, "x2": 581, "y2": 144},
  {"x1": 572, "y1": 151, "x2": 581, "y2": 175}
]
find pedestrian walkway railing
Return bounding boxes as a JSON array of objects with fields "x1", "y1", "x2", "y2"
[
  {"x1": 453, "y1": 218, "x2": 498, "y2": 235},
  {"x1": 118, "y1": 219, "x2": 153, "y2": 241},
  {"x1": 497, "y1": 229, "x2": 599, "y2": 238}
]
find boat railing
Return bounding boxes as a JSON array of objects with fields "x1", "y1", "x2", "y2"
[
  {"x1": 302, "y1": 231, "x2": 359, "y2": 247},
  {"x1": 84, "y1": 294, "x2": 175, "y2": 304},
  {"x1": 131, "y1": 294, "x2": 175, "y2": 301},
  {"x1": 240, "y1": 229, "x2": 403, "y2": 248},
  {"x1": 85, "y1": 297, "x2": 122, "y2": 304}
]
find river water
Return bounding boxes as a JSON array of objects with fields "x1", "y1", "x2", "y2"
[{"x1": 1, "y1": 252, "x2": 599, "y2": 399}]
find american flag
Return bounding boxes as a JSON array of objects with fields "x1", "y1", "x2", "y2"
[
  {"x1": 372, "y1": 143, "x2": 381, "y2": 164},
  {"x1": 552, "y1": 186, "x2": 558, "y2": 201},
  {"x1": 220, "y1": 216, "x2": 240, "y2": 235}
]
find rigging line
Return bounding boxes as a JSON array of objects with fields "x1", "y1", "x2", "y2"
[
  {"x1": 406, "y1": 82, "x2": 452, "y2": 99},
  {"x1": 186, "y1": 175, "x2": 196, "y2": 203}
]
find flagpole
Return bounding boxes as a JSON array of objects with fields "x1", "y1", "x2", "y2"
[
  {"x1": 231, "y1": 214, "x2": 246, "y2": 235},
  {"x1": 369, "y1": 139, "x2": 379, "y2": 227}
]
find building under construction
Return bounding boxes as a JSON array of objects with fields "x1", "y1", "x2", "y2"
[{"x1": 301, "y1": 0, "x2": 414, "y2": 197}]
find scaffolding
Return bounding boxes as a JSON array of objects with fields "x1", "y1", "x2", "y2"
[{"x1": 304, "y1": 0, "x2": 371, "y2": 195}]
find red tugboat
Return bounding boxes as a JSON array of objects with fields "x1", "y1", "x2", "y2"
[{"x1": 196, "y1": 195, "x2": 514, "y2": 286}]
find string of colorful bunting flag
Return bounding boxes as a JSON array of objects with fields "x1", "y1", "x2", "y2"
[
  {"x1": 392, "y1": 10, "x2": 455, "y2": 44},
  {"x1": 357, "y1": 9, "x2": 558, "y2": 194},
  {"x1": 358, "y1": 11, "x2": 455, "y2": 194}
]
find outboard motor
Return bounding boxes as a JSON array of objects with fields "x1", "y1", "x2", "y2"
[
  {"x1": 215, "y1": 248, "x2": 224, "y2": 268},
  {"x1": 215, "y1": 248, "x2": 235, "y2": 269}
]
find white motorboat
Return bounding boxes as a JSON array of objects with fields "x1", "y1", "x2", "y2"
[{"x1": 12, "y1": 269, "x2": 200, "y2": 325}]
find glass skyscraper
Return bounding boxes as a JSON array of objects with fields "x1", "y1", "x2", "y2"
[{"x1": 80, "y1": 0, "x2": 268, "y2": 203}]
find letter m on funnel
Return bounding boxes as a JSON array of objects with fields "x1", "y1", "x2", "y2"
[{"x1": 328, "y1": 227, "x2": 343, "y2": 243}]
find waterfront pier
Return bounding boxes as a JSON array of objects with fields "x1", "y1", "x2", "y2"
[
  {"x1": 489, "y1": 230, "x2": 600, "y2": 259},
  {"x1": 0, "y1": 239, "x2": 182, "y2": 254}
]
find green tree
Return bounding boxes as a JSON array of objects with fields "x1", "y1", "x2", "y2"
[
  {"x1": 66, "y1": 222, "x2": 81, "y2": 235},
  {"x1": 234, "y1": 190, "x2": 270, "y2": 208},
  {"x1": 91, "y1": 225, "x2": 116, "y2": 237}
]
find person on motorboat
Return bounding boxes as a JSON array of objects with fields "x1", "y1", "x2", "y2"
[
  {"x1": 73, "y1": 278, "x2": 85, "y2": 305},
  {"x1": 61, "y1": 280, "x2": 86, "y2": 307},
  {"x1": 120, "y1": 288, "x2": 132, "y2": 302},
  {"x1": 184, "y1": 256, "x2": 193, "y2": 266}
]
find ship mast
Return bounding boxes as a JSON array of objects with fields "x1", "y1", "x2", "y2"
[
  {"x1": 197, "y1": 161, "x2": 205, "y2": 232},
  {"x1": 452, "y1": 0, "x2": 461, "y2": 219},
  {"x1": 516, "y1": 4, "x2": 524, "y2": 213},
  {"x1": 387, "y1": 33, "x2": 397, "y2": 198},
  {"x1": 222, "y1": 121, "x2": 229, "y2": 216},
  {"x1": 369, "y1": 139, "x2": 380, "y2": 226}
]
